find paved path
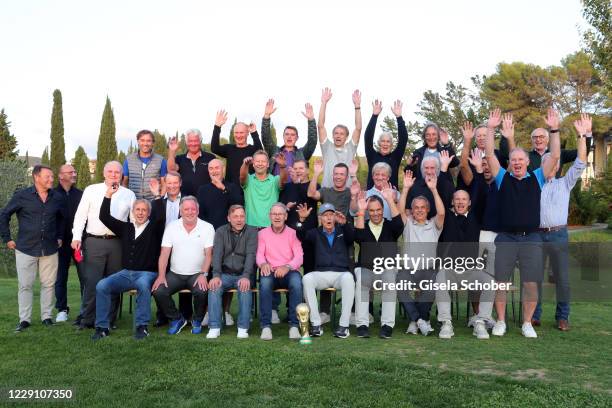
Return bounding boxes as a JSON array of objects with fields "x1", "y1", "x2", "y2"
[{"x1": 567, "y1": 223, "x2": 608, "y2": 234}]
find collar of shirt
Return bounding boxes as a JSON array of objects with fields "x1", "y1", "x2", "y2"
[
  {"x1": 134, "y1": 220, "x2": 150, "y2": 238},
  {"x1": 165, "y1": 193, "x2": 181, "y2": 202},
  {"x1": 368, "y1": 220, "x2": 384, "y2": 240},
  {"x1": 451, "y1": 209, "x2": 469, "y2": 218},
  {"x1": 411, "y1": 218, "x2": 432, "y2": 226}
]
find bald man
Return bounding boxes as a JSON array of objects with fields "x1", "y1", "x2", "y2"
[{"x1": 53, "y1": 164, "x2": 85, "y2": 324}]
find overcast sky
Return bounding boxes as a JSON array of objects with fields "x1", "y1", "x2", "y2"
[{"x1": 1, "y1": 0, "x2": 585, "y2": 159}]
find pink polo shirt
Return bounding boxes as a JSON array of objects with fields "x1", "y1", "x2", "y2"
[{"x1": 256, "y1": 226, "x2": 303, "y2": 271}]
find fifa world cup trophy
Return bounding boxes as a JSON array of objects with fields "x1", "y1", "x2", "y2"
[{"x1": 296, "y1": 303, "x2": 312, "y2": 345}]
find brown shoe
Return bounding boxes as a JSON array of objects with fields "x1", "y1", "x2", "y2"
[
  {"x1": 531, "y1": 319, "x2": 541, "y2": 327},
  {"x1": 557, "y1": 320, "x2": 570, "y2": 331}
]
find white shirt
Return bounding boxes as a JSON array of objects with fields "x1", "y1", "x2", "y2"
[
  {"x1": 134, "y1": 220, "x2": 150, "y2": 239},
  {"x1": 164, "y1": 193, "x2": 181, "y2": 225},
  {"x1": 72, "y1": 183, "x2": 136, "y2": 239},
  {"x1": 161, "y1": 218, "x2": 215, "y2": 275}
]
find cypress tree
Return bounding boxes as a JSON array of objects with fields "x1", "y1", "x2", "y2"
[
  {"x1": 41, "y1": 146, "x2": 50, "y2": 165},
  {"x1": 152, "y1": 129, "x2": 167, "y2": 156},
  {"x1": 117, "y1": 150, "x2": 126, "y2": 165},
  {"x1": 0, "y1": 108, "x2": 18, "y2": 160},
  {"x1": 49, "y1": 89, "x2": 66, "y2": 177},
  {"x1": 73, "y1": 146, "x2": 91, "y2": 190},
  {"x1": 179, "y1": 132, "x2": 186, "y2": 154},
  {"x1": 229, "y1": 118, "x2": 237, "y2": 144},
  {"x1": 94, "y1": 97, "x2": 117, "y2": 182}
]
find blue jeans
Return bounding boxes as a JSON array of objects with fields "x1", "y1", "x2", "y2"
[
  {"x1": 208, "y1": 274, "x2": 252, "y2": 330},
  {"x1": 534, "y1": 228, "x2": 570, "y2": 321},
  {"x1": 397, "y1": 269, "x2": 437, "y2": 322},
  {"x1": 95, "y1": 269, "x2": 157, "y2": 329},
  {"x1": 259, "y1": 270, "x2": 303, "y2": 328}
]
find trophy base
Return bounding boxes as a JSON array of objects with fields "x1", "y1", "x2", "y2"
[{"x1": 299, "y1": 336, "x2": 312, "y2": 345}]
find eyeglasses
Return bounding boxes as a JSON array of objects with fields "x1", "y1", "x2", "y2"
[{"x1": 531, "y1": 135, "x2": 547, "y2": 140}]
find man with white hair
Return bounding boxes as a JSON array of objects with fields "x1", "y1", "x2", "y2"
[
  {"x1": 402, "y1": 154, "x2": 454, "y2": 219},
  {"x1": 362, "y1": 162, "x2": 400, "y2": 221},
  {"x1": 364, "y1": 99, "x2": 408, "y2": 188},
  {"x1": 92, "y1": 179, "x2": 165, "y2": 340},
  {"x1": 152, "y1": 196, "x2": 214, "y2": 335},
  {"x1": 72, "y1": 161, "x2": 136, "y2": 330},
  {"x1": 167, "y1": 128, "x2": 217, "y2": 197}
]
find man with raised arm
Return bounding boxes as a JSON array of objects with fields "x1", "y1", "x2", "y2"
[
  {"x1": 92, "y1": 179, "x2": 165, "y2": 340},
  {"x1": 403, "y1": 153, "x2": 455, "y2": 219},
  {"x1": 318, "y1": 87, "x2": 362, "y2": 188},
  {"x1": 405, "y1": 124, "x2": 459, "y2": 181},
  {"x1": 532, "y1": 114, "x2": 590, "y2": 331},
  {"x1": 484, "y1": 108, "x2": 560, "y2": 338},
  {"x1": 397, "y1": 170, "x2": 445, "y2": 336},
  {"x1": 167, "y1": 129, "x2": 217, "y2": 197},
  {"x1": 364, "y1": 99, "x2": 408, "y2": 189},
  {"x1": 211, "y1": 110, "x2": 264, "y2": 185},
  {"x1": 354, "y1": 189, "x2": 404, "y2": 339},
  {"x1": 261, "y1": 99, "x2": 317, "y2": 182},
  {"x1": 240, "y1": 150, "x2": 288, "y2": 228}
]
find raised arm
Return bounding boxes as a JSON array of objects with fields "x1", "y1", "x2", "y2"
[
  {"x1": 211, "y1": 110, "x2": 228, "y2": 157},
  {"x1": 381, "y1": 185, "x2": 400, "y2": 218},
  {"x1": 239, "y1": 157, "x2": 252, "y2": 187},
  {"x1": 276, "y1": 152, "x2": 288, "y2": 189},
  {"x1": 459, "y1": 122, "x2": 474, "y2": 186},
  {"x1": 249, "y1": 122, "x2": 263, "y2": 150},
  {"x1": 261, "y1": 99, "x2": 277, "y2": 157},
  {"x1": 426, "y1": 175, "x2": 445, "y2": 230},
  {"x1": 500, "y1": 113, "x2": 516, "y2": 152},
  {"x1": 318, "y1": 87, "x2": 332, "y2": 144},
  {"x1": 354, "y1": 192, "x2": 367, "y2": 229},
  {"x1": 307, "y1": 158, "x2": 323, "y2": 200},
  {"x1": 352, "y1": 89, "x2": 362, "y2": 145},
  {"x1": 167, "y1": 135, "x2": 180, "y2": 171},
  {"x1": 484, "y1": 109, "x2": 502, "y2": 178},
  {"x1": 392, "y1": 100, "x2": 408, "y2": 161},
  {"x1": 574, "y1": 113, "x2": 591, "y2": 163},
  {"x1": 301, "y1": 103, "x2": 317, "y2": 160},
  {"x1": 364, "y1": 100, "x2": 382, "y2": 158},
  {"x1": 399, "y1": 170, "x2": 415, "y2": 224},
  {"x1": 99, "y1": 187, "x2": 127, "y2": 237},
  {"x1": 542, "y1": 107, "x2": 561, "y2": 179}
]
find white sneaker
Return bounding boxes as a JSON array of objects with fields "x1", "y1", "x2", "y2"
[
  {"x1": 417, "y1": 319, "x2": 433, "y2": 336},
  {"x1": 492, "y1": 320, "x2": 507, "y2": 336},
  {"x1": 320, "y1": 312, "x2": 331, "y2": 325},
  {"x1": 206, "y1": 328, "x2": 220, "y2": 339},
  {"x1": 405, "y1": 321, "x2": 418, "y2": 335},
  {"x1": 473, "y1": 320, "x2": 490, "y2": 339},
  {"x1": 55, "y1": 311, "x2": 69, "y2": 323},
  {"x1": 439, "y1": 320, "x2": 454, "y2": 339},
  {"x1": 521, "y1": 322, "x2": 538, "y2": 338},
  {"x1": 260, "y1": 327, "x2": 272, "y2": 340},
  {"x1": 271, "y1": 310, "x2": 281, "y2": 324},
  {"x1": 202, "y1": 312, "x2": 209, "y2": 327},
  {"x1": 224, "y1": 312, "x2": 234, "y2": 326},
  {"x1": 289, "y1": 326, "x2": 300, "y2": 340},
  {"x1": 237, "y1": 328, "x2": 249, "y2": 339}
]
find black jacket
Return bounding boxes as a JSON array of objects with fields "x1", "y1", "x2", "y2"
[
  {"x1": 297, "y1": 223, "x2": 355, "y2": 272},
  {"x1": 354, "y1": 215, "x2": 404, "y2": 270}
]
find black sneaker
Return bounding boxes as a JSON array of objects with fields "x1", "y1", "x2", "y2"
[
  {"x1": 134, "y1": 325, "x2": 149, "y2": 340},
  {"x1": 72, "y1": 316, "x2": 82, "y2": 327},
  {"x1": 310, "y1": 325, "x2": 323, "y2": 337},
  {"x1": 357, "y1": 325, "x2": 370, "y2": 338},
  {"x1": 91, "y1": 327, "x2": 110, "y2": 341},
  {"x1": 78, "y1": 323, "x2": 95, "y2": 331},
  {"x1": 41, "y1": 318, "x2": 54, "y2": 327},
  {"x1": 334, "y1": 326, "x2": 350, "y2": 339},
  {"x1": 379, "y1": 325, "x2": 393, "y2": 339},
  {"x1": 15, "y1": 321, "x2": 30, "y2": 332},
  {"x1": 154, "y1": 318, "x2": 168, "y2": 328}
]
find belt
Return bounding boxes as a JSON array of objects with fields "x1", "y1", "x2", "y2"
[
  {"x1": 538, "y1": 225, "x2": 567, "y2": 233},
  {"x1": 505, "y1": 231, "x2": 535, "y2": 236},
  {"x1": 85, "y1": 233, "x2": 118, "y2": 239}
]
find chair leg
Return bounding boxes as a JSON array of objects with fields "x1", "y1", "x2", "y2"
[
  {"x1": 128, "y1": 292, "x2": 133, "y2": 315},
  {"x1": 118, "y1": 292, "x2": 124, "y2": 319}
]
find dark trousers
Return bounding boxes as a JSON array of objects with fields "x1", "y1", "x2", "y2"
[
  {"x1": 397, "y1": 269, "x2": 437, "y2": 322},
  {"x1": 55, "y1": 243, "x2": 86, "y2": 313},
  {"x1": 155, "y1": 289, "x2": 194, "y2": 322},
  {"x1": 81, "y1": 237, "x2": 122, "y2": 326},
  {"x1": 152, "y1": 271, "x2": 207, "y2": 321}
]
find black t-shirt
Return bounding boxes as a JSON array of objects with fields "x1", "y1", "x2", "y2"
[
  {"x1": 281, "y1": 181, "x2": 319, "y2": 230},
  {"x1": 196, "y1": 182, "x2": 244, "y2": 230},
  {"x1": 175, "y1": 150, "x2": 217, "y2": 197}
]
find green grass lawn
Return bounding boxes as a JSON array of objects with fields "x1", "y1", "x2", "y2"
[{"x1": 1, "y1": 274, "x2": 612, "y2": 407}]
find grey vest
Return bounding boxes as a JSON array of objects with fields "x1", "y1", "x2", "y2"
[{"x1": 127, "y1": 152, "x2": 163, "y2": 200}]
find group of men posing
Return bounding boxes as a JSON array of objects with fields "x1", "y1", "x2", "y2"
[{"x1": 1, "y1": 88, "x2": 592, "y2": 340}]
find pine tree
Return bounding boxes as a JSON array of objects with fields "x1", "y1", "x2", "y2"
[
  {"x1": 128, "y1": 140, "x2": 135, "y2": 155},
  {"x1": 179, "y1": 133, "x2": 186, "y2": 154},
  {"x1": 117, "y1": 150, "x2": 126, "y2": 165},
  {"x1": 270, "y1": 122, "x2": 278, "y2": 147},
  {"x1": 0, "y1": 109, "x2": 18, "y2": 160},
  {"x1": 49, "y1": 89, "x2": 66, "y2": 177},
  {"x1": 73, "y1": 146, "x2": 91, "y2": 190},
  {"x1": 152, "y1": 129, "x2": 168, "y2": 156},
  {"x1": 94, "y1": 97, "x2": 118, "y2": 182},
  {"x1": 41, "y1": 146, "x2": 50, "y2": 165}
]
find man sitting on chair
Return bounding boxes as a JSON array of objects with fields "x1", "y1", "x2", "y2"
[
  {"x1": 295, "y1": 203, "x2": 355, "y2": 339},
  {"x1": 92, "y1": 179, "x2": 165, "y2": 340}
]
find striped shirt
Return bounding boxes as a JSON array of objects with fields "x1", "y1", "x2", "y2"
[{"x1": 540, "y1": 159, "x2": 586, "y2": 228}]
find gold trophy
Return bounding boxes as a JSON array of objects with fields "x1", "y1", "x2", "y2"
[{"x1": 296, "y1": 303, "x2": 312, "y2": 345}]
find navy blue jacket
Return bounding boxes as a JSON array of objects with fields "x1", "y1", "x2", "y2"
[{"x1": 297, "y1": 223, "x2": 355, "y2": 272}]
